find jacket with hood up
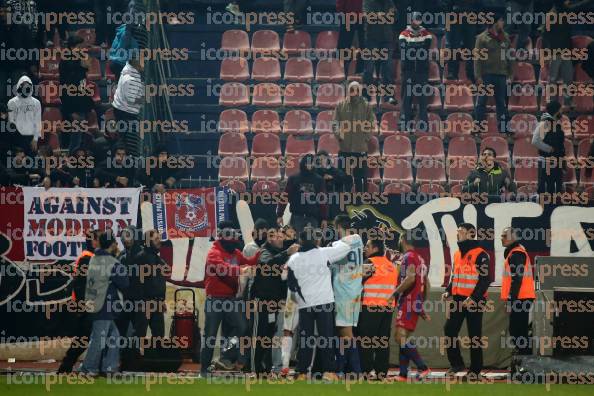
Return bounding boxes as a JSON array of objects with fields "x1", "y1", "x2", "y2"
[
  {"x1": 7, "y1": 76, "x2": 41, "y2": 141},
  {"x1": 204, "y1": 240, "x2": 259, "y2": 298}
]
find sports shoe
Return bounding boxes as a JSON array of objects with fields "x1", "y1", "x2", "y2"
[
  {"x1": 415, "y1": 368, "x2": 431, "y2": 381},
  {"x1": 391, "y1": 375, "x2": 408, "y2": 382},
  {"x1": 225, "y1": 3, "x2": 241, "y2": 16},
  {"x1": 322, "y1": 372, "x2": 339, "y2": 382},
  {"x1": 294, "y1": 373, "x2": 308, "y2": 381},
  {"x1": 279, "y1": 367, "x2": 290, "y2": 377}
]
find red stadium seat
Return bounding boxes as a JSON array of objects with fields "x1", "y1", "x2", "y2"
[
  {"x1": 448, "y1": 136, "x2": 478, "y2": 162},
  {"x1": 220, "y1": 179, "x2": 247, "y2": 193},
  {"x1": 86, "y1": 80, "x2": 101, "y2": 104},
  {"x1": 367, "y1": 166, "x2": 381, "y2": 183},
  {"x1": 482, "y1": 113, "x2": 500, "y2": 135},
  {"x1": 86, "y1": 57, "x2": 101, "y2": 81},
  {"x1": 316, "y1": 83, "x2": 345, "y2": 109},
  {"x1": 443, "y1": 62, "x2": 471, "y2": 84},
  {"x1": 577, "y1": 138, "x2": 594, "y2": 162},
  {"x1": 448, "y1": 160, "x2": 475, "y2": 185},
  {"x1": 77, "y1": 28, "x2": 97, "y2": 47},
  {"x1": 444, "y1": 85, "x2": 474, "y2": 112},
  {"x1": 367, "y1": 181, "x2": 381, "y2": 194},
  {"x1": 283, "y1": 110, "x2": 313, "y2": 135},
  {"x1": 284, "y1": 57, "x2": 314, "y2": 82},
  {"x1": 220, "y1": 57, "x2": 250, "y2": 81},
  {"x1": 428, "y1": 61, "x2": 441, "y2": 84},
  {"x1": 450, "y1": 183, "x2": 463, "y2": 194},
  {"x1": 512, "y1": 62, "x2": 536, "y2": 84},
  {"x1": 368, "y1": 135, "x2": 380, "y2": 157},
  {"x1": 383, "y1": 182, "x2": 412, "y2": 194},
  {"x1": 416, "y1": 161, "x2": 447, "y2": 185},
  {"x1": 418, "y1": 183, "x2": 446, "y2": 194},
  {"x1": 574, "y1": 115, "x2": 594, "y2": 140},
  {"x1": 571, "y1": 35, "x2": 593, "y2": 49},
  {"x1": 41, "y1": 107, "x2": 63, "y2": 134},
  {"x1": 379, "y1": 111, "x2": 402, "y2": 136},
  {"x1": 39, "y1": 58, "x2": 60, "y2": 80},
  {"x1": 575, "y1": 63, "x2": 592, "y2": 83},
  {"x1": 383, "y1": 135, "x2": 412, "y2": 159},
  {"x1": 219, "y1": 156, "x2": 249, "y2": 182},
  {"x1": 427, "y1": 86, "x2": 442, "y2": 111},
  {"x1": 219, "y1": 109, "x2": 249, "y2": 133},
  {"x1": 574, "y1": 93, "x2": 594, "y2": 113},
  {"x1": 39, "y1": 80, "x2": 61, "y2": 106},
  {"x1": 252, "y1": 83, "x2": 282, "y2": 107},
  {"x1": 512, "y1": 137, "x2": 538, "y2": 167},
  {"x1": 347, "y1": 60, "x2": 365, "y2": 82},
  {"x1": 443, "y1": 113, "x2": 474, "y2": 137},
  {"x1": 316, "y1": 59, "x2": 345, "y2": 83},
  {"x1": 285, "y1": 135, "x2": 315, "y2": 156},
  {"x1": 565, "y1": 138, "x2": 576, "y2": 163},
  {"x1": 315, "y1": 110, "x2": 334, "y2": 134},
  {"x1": 282, "y1": 30, "x2": 311, "y2": 55},
  {"x1": 509, "y1": 113, "x2": 538, "y2": 139},
  {"x1": 252, "y1": 180, "x2": 280, "y2": 193},
  {"x1": 564, "y1": 166, "x2": 578, "y2": 189},
  {"x1": 219, "y1": 82, "x2": 249, "y2": 106},
  {"x1": 480, "y1": 136, "x2": 510, "y2": 164},
  {"x1": 514, "y1": 165, "x2": 538, "y2": 186},
  {"x1": 383, "y1": 159, "x2": 413, "y2": 184},
  {"x1": 315, "y1": 31, "x2": 339, "y2": 54},
  {"x1": 251, "y1": 156, "x2": 281, "y2": 182},
  {"x1": 221, "y1": 30, "x2": 250, "y2": 54},
  {"x1": 415, "y1": 136, "x2": 445, "y2": 162},
  {"x1": 580, "y1": 166, "x2": 594, "y2": 187},
  {"x1": 251, "y1": 30, "x2": 280, "y2": 55},
  {"x1": 508, "y1": 86, "x2": 538, "y2": 112},
  {"x1": 421, "y1": 112, "x2": 443, "y2": 137},
  {"x1": 218, "y1": 132, "x2": 248, "y2": 156},
  {"x1": 252, "y1": 132, "x2": 282, "y2": 156},
  {"x1": 317, "y1": 133, "x2": 340, "y2": 156},
  {"x1": 284, "y1": 83, "x2": 313, "y2": 107},
  {"x1": 251, "y1": 57, "x2": 281, "y2": 82},
  {"x1": 252, "y1": 110, "x2": 281, "y2": 134},
  {"x1": 517, "y1": 184, "x2": 537, "y2": 196}
]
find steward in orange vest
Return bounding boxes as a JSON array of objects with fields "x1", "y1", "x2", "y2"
[
  {"x1": 358, "y1": 239, "x2": 399, "y2": 380},
  {"x1": 500, "y1": 227, "x2": 535, "y2": 355}
]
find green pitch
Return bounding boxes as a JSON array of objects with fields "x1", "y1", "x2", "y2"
[{"x1": 1, "y1": 376, "x2": 593, "y2": 396}]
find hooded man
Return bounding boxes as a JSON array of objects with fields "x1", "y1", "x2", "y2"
[
  {"x1": 399, "y1": 11, "x2": 433, "y2": 133},
  {"x1": 463, "y1": 147, "x2": 515, "y2": 195},
  {"x1": 200, "y1": 221, "x2": 260, "y2": 377},
  {"x1": 532, "y1": 100, "x2": 566, "y2": 195},
  {"x1": 7, "y1": 75, "x2": 41, "y2": 153},
  {"x1": 276, "y1": 154, "x2": 328, "y2": 233}
]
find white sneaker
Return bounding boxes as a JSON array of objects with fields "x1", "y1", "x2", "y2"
[{"x1": 226, "y1": 3, "x2": 241, "y2": 17}]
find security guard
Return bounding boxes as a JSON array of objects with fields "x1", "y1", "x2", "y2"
[
  {"x1": 500, "y1": 226, "x2": 535, "y2": 355},
  {"x1": 358, "y1": 238, "x2": 398, "y2": 381},
  {"x1": 442, "y1": 223, "x2": 492, "y2": 380}
]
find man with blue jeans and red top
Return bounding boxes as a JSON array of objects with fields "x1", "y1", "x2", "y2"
[{"x1": 200, "y1": 221, "x2": 260, "y2": 376}]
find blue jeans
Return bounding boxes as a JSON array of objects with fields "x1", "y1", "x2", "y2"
[
  {"x1": 475, "y1": 74, "x2": 509, "y2": 133},
  {"x1": 80, "y1": 319, "x2": 120, "y2": 374}
]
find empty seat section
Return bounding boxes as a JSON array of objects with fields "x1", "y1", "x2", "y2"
[
  {"x1": 219, "y1": 109, "x2": 249, "y2": 133},
  {"x1": 251, "y1": 57, "x2": 281, "y2": 81},
  {"x1": 284, "y1": 83, "x2": 313, "y2": 107},
  {"x1": 252, "y1": 132, "x2": 282, "y2": 156},
  {"x1": 284, "y1": 57, "x2": 314, "y2": 82},
  {"x1": 252, "y1": 83, "x2": 282, "y2": 107}
]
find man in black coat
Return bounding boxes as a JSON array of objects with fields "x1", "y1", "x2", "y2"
[{"x1": 116, "y1": 225, "x2": 144, "y2": 340}]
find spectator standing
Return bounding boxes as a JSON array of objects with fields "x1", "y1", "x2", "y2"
[
  {"x1": 399, "y1": 12, "x2": 432, "y2": 132},
  {"x1": 116, "y1": 226, "x2": 143, "y2": 340},
  {"x1": 474, "y1": 14, "x2": 513, "y2": 134},
  {"x1": 337, "y1": 0, "x2": 365, "y2": 75},
  {"x1": 276, "y1": 155, "x2": 328, "y2": 233},
  {"x1": 532, "y1": 100, "x2": 565, "y2": 195},
  {"x1": 7, "y1": 76, "x2": 41, "y2": 154},
  {"x1": 463, "y1": 147, "x2": 515, "y2": 195},
  {"x1": 444, "y1": 0, "x2": 477, "y2": 82},
  {"x1": 80, "y1": 230, "x2": 129, "y2": 375},
  {"x1": 505, "y1": 0, "x2": 533, "y2": 51},
  {"x1": 333, "y1": 81, "x2": 375, "y2": 192},
  {"x1": 96, "y1": 145, "x2": 136, "y2": 187},
  {"x1": 108, "y1": 24, "x2": 141, "y2": 82},
  {"x1": 136, "y1": 144, "x2": 179, "y2": 192}
]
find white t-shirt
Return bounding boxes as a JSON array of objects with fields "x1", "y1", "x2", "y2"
[{"x1": 287, "y1": 241, "x2": 350, "y2": 309}]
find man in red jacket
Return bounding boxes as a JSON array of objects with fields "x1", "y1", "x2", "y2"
[{"x1": 200, "y1": 221, "x2": 259, "y2": 377}]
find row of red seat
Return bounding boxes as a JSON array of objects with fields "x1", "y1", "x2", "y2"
[
  {"x1": 218, "y1": 132, "x2": 593, "y2": 165},
  {"x1": 39, "y1": 57, "x2": 117, "y2": 81},
  {"x1": 37, "y1": 80, "x2": 113, "y2": 106},
  {"x1": 219, "y1": 81, "x2": 594, "y2": 113},
  {"x1": 219, "y1": 108, "x2": 594, "y2": 139},
  {"x1": 217, "y1": 155, "x2": 594, "y2": 187}
]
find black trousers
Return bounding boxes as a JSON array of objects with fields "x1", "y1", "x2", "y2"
[
  {"x1": 338, "y1": 21, "x2": 365, "y2": 74},
  {"x1": 253, "y1": 299, "x2": 281, "y2": 374},
  {"x1": 537, "y1": 157, "x2": 563, "y2": 195},
  {"x1": 357, "y1": 305, "x2": 393, "y2": 379},
  {"x1": 297, "y1": 303, "x2": 335, "y2": 375},
  {"x1": 134, "y1": 299, "x2": 165, "y2": 338},
  {"x1": 339, "y1": 151, "x2": 367, "y2": 192},
  {"x1": 58, "y1": 313, "x2": 92, "y2": 372},
  {"x1": 508, "y1": 299, "x2": 533, "y2": 355},
  {"x1": 443, "y1": 296, "x2": 484, "y2": 374}
]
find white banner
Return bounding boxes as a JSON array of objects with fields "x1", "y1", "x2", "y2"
[{"x1": 23, "y1": 187, "x2": 141, "y2": 260}]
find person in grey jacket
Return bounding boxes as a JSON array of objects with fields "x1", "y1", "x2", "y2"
[{"x1": 80, "y1": 230, "x2": 129, "y2": 375}]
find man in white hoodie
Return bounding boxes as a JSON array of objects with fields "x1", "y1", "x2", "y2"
[{"x1": 7, "y1": 76, "x2": 41, "y2": 153}]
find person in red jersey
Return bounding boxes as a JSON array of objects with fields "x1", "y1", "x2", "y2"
[{"x1": 391, "y1": 231, "x2": 430, "y2": 382}]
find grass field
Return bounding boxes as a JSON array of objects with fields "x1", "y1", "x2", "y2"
[{"x1": 1, "y1": 375, "x2": 593, "y2": 395}]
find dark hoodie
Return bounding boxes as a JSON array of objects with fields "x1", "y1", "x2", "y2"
[
  {"x1": 540, "y1": 113, "x2": 565, "y2": 160},
  {"x1": 117, "y1": 226, "x2": 144, "y2": 301},
  {"x1": 447, "y1": 239, "x2": 492, "y2": 302},
  {"x1": 251, "y1": 242, "x2": 290, "y2": 302},
  {"x1": 463, "y1": 162, "x2": 516, "y2": 195},
  {"x1": 276, "y1": 155, "x2": 328, "y2": 220}
]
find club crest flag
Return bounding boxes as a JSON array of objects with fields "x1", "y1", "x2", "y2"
[
  {"x1": 22, "y1": 187, "x2": 141, "y2": 260},
  {"x1": 152, "y1": 187, "x2": 230, "y2": 240}
]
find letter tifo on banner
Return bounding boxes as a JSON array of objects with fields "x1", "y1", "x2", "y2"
[
  {"x1": 22, "y1": 187, "x2": 141, "y2": 260},
  {"x1": 152, "y1": 187, "x2": 230, "y2": 240}
]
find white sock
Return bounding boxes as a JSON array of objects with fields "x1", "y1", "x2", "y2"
[{"x1": 281, "y1": 336, "x2": 292, "y2": 368}]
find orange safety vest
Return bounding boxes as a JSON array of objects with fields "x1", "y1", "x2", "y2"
[
  {"x1": 72, "y1": 250, "x2": 94, "y2": 301},
  {"x1": 362, "y1": 256, "x2": 399, "y2": 307},
  {"x1": 452, "y1": 247, "x2": 488, "y2": 298},
  {"x1": 500, "y1": 245, "x2": 535, "y2": 300}
]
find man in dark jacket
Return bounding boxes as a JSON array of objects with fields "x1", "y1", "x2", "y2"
[
  {"x1": 442, "y1": 223, "x2": 492, "y2": 380},
  {"x1": 116, "y1": 226, "x2": 143, "y2": 340},
  {"x1": 276, "y1": 154, "x2": 328, "y2": 233},
  {"x1": 463, "y1": 147, "x2": 515, "y2": 195},
  {"x1": 134, "y1": 229, "x2": 168, "y2": 338},
  {"x1": 251, "y1": 227, "x2": 300, "y2": 374},
  {"x1": 399, "y1": 11, "x2": 433, "y2": 132},
  {"x1": 136, "y1": 144, "x2": 179, "y2": 192},
  {"x1": 96, "y1": 145, "x2": 136, "y2": 187},
  {"x1": 445, "y1": 0, "x2": 477, "y2": 82}
]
